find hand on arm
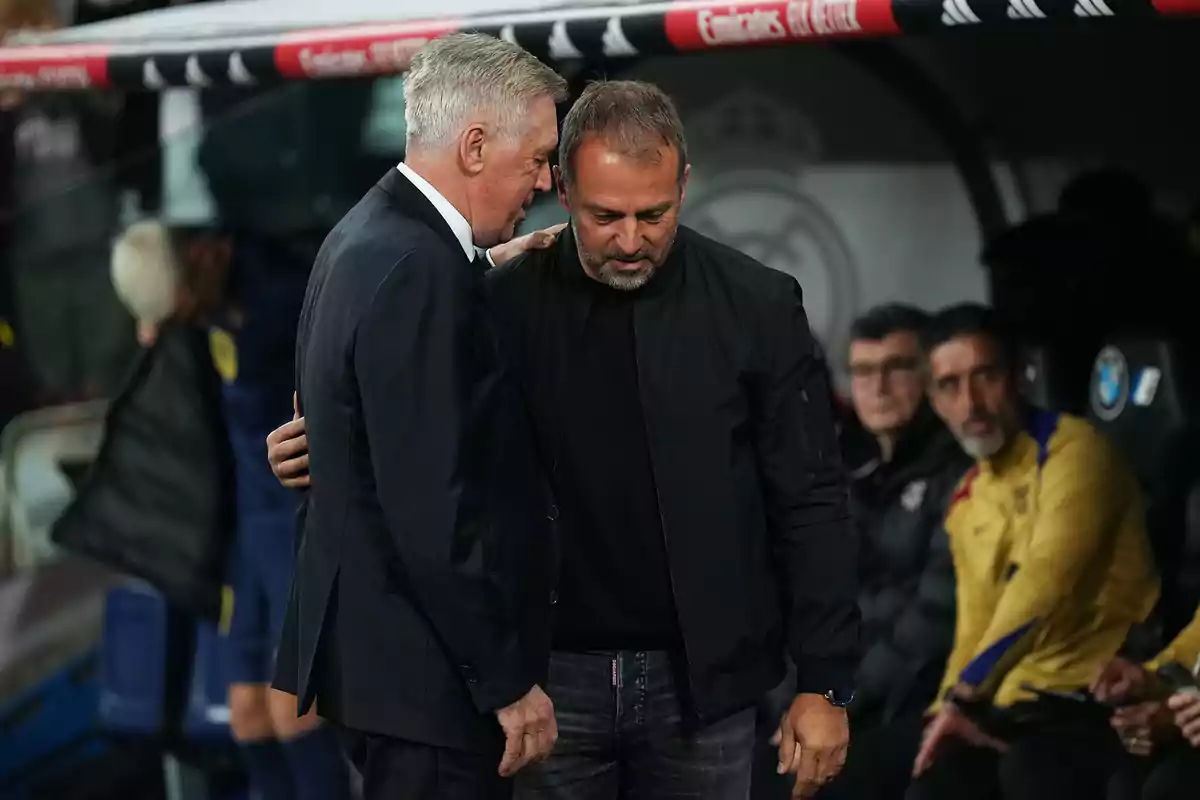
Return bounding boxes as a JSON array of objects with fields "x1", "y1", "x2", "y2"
[{"x1": 485, "y1": 223, "x2": 566, "y2": 268}]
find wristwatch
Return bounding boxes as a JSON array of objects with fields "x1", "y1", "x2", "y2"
[{"x1": 824, "y1": 688, "x2": 856, "y2": 708}]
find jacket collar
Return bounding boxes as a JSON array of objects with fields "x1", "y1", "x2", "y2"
[
  {"x1": 858, "y1": 404, "x2": 963, "y2": 499},
  {"x1": 375, "y1": 168, "x2": 475, "y2": 266}
]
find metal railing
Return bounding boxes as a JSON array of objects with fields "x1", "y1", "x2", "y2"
[{"x1": 0, "y1": 401, "x2": 109, "y2": 579}]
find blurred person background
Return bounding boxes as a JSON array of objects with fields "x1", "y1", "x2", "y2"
[{"x1": 108, "y1": 218, "x2": 354, "y2": 800}]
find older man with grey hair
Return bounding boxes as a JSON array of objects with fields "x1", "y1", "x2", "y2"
[{"x1": 272, "y1": 33, "x2": 567, "y2": 800}]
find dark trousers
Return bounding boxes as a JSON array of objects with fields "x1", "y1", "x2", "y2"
[
  {"x1": 338, "y1": 728, "x2": 511, "y2": 800},
  {"x1": 905, "y1": 707, "x2": 1123, "y2": 800},
  {"x1": 514, "y1": 650, "x2": 756, "y2": 800},
  {"x1": 1108, "y1": 745, "x2": 1200, "y2": 800}
]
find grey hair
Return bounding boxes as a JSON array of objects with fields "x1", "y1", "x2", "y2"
[
  {"x1": 558, "y1": 80, "x2": 688, "y2": 186},
  {"x1": 403, "y1": 33, "x2": 567, "y2": 150}
]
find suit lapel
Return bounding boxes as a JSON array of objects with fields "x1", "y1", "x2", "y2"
[{"x1": 375, "y1": 168, "x2": 470, "y2": 262}]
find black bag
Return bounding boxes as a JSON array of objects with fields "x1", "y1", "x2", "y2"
[{"x1": 52, "y1": 321, "x2": 235, "y2": 619}]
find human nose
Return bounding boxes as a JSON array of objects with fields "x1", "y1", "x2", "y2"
[
  {"x1": 535, "y1": 161, "x2": 552, "y2": 192},
  {"x1": 614, "y1": 219, "x2": 641, "y2": 255}
]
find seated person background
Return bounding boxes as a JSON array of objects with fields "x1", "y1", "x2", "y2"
[
  {"x1": 907, "y1": 304, "x2": 1160, "y2": 800},
  {"x1": 1095, "y1": 604, "x2": 1200, "y2": 800},
  {"x1": 813, "y1": 305, "x2": 969, "y2": 800}
]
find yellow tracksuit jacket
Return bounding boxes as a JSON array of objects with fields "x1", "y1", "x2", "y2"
[
  {"x1": 1146, "y1": 605, "x2": 1200, "y2": 676},
  {"x1": 935, "y1": 409, "x2": 1160, "y2": 709}
]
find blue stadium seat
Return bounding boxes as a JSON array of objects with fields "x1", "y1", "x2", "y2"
[
  {"x1": 183, "y1": 619, "x2": 233, "y2": 742},
  {"x1": 98, "y1": 583, "x2": 172, "y2": 735},
  {"x1": 1085, "y1": 337, "x2": 1200, "y2": 643}
]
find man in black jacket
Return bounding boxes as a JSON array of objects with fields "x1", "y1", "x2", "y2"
[
  {"x1": 814, "y1": 304, "x2": 970, "y2": 800},
  {"x1": 278, "y1": 34, "x2": 567, "y2": 800},
  {"x1": 270, "y1": 80, "x2": 859, "y2": 799}
]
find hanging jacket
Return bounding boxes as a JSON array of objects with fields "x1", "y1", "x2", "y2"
[{"x1": 51, "y1": 321, "x2": 235, "y2": 619}]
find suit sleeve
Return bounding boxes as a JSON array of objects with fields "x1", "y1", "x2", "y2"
[
  {"x1": 757, "y1": 279, "x2": 860, "y2": 695},
  {"x1": 1146, "y1": 605, "x2": 1200, "y2": 675},
  {"x1": 354, "y1": 254, "x2": 532, "y2": 715},
  {"x1": 957, "y1": 434, "x2": 1124, "y2": 695}
]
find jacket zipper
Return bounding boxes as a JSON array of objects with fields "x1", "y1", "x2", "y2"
[{"x1": 632, "y1": 310, "x2": 697, "y2": 707}]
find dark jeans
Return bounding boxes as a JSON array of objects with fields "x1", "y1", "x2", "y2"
[
  {"x1": 338, "y1": 728, "x2": 511, "y2": 800},
  {"x1": 1108, "y1": 745, "x2": 1200, "y2": 800},
  {"x1": 515, "y1": 650, "x2": 756, "y2": 800}
]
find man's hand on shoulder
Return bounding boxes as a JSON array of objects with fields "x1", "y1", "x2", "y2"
[
  {"x1": 771, "y1": 693, "x2": 849, "y2": 798},
  {"x1": 487, "y1": 223, "x2": 566, "y2": 268},
  {"x1": 495, "y1": 684, "x2": 557, "y2": 777},
  {"x1": 267, "y1": 395, "x2": 310, "y2": 488}
]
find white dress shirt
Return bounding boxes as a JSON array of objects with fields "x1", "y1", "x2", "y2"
[{"x1": 395, "y1": 163, "x2": 495, "y2": 266}]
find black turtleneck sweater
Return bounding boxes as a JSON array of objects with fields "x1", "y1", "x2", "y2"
[{"x1": 550, "y1": 279, "x2": 679, "y2": 652}]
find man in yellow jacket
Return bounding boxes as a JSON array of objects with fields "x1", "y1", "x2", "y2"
[{"x1": 907, "y1": 304, "x2": 1160, "y2": 800}]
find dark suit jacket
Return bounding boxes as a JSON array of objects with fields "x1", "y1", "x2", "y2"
[{"x1": 275, "y1": 169, "x2": 554, "y2": 753}]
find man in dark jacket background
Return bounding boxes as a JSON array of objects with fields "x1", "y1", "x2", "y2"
[
  {"x1": 753, "y1": 305, "x2": 968, "y2": 800},
  {"x1": 813, "y1": 304, "x2": 969, "y2": 800},
  {"x1": 268, "y1": 79, "x2": 860, "y2": 800},
  {"x1": 844, "y1": 304, "x2": 966, "y2": 728}
]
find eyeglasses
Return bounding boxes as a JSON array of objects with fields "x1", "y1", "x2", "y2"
[{"x1": 848, "y1": 356, "x2": 921, "y2": 382}]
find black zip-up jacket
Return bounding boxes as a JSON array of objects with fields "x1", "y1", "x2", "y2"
[
  {"x1": 487, "y1": 225, "x2": 860, "y2": 722},
  {"x1": 851, "y1": 405, "x2": 969, "y2": 725}
]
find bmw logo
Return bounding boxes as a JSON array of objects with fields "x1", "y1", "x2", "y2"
[{"x1": 1090, "y1": 346, "x2": 1129, "y2": 422}]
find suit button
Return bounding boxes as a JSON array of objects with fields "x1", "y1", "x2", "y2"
[
  {"x1": 547, "y1": 504, "x2": 559, "y2": 521},
  {"x1": 459, "y1": 664, "x2": 477, "y2": 685},
  {"x1": 549, "y1": 590, "x2": 558, "y2": 606}
]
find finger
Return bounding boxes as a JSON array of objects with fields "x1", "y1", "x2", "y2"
[
  {"x1": 795, "y1": 745, "x2": 821, "y2": 795},
  {"x1": 277, "y1": 452, "x2": 309, "y2": 477},
  {"x1": 513, "y1": 732, "x2": 538, "y2": 772},
  {"x1": 267, "y1": 420, "x2": 307, "y2": 449},
  {"x1": 293, "y1": 391, "x2": 300, "y2": 418},
  {"x1": 272, "y1": 440, "x2": 310, "y2": 470},
  {"x1": 769, "y1": 728, "x2": 782, "y2": 747},
  {"x1": 1184, "y1": 717, "x2": 1200, "y2": 741},
  {"x1": 498, "y1": 731, "x2": 523, "y2": 777},
  {"x1": 1169, "y1": 694, "x2": 1200, "y2": 720},
  {"x1": 831, "y1": 742, "x2": 849, "y2": 773},
  {"x1": 775, "y1": 718, "x2": 797, "y2": 774},
  {"x1": 913, "y1": 733, "x2": 937, "y2": 778},
  {"x1": 282, "y1": 475, "x2": 311, "y2": 489},
  {"x1": 813, "y1": 747, "x2": 839, "y2": 786},
  {"x1": 537, "y1": 730, "x2": 555, "y2": 763}
]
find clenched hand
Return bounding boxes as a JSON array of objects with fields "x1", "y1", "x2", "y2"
[
  {"x1": 771, "y1": 694, "x2": 849, "y2": 798},
  {"x1": 495, "y1": 685, "x2": 558, "y2": 777},
  {"x1": 266, "y1": 393, "x2": 310, "y2": 488}
]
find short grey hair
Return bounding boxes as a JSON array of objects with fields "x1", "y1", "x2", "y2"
[
  {"x1": 404, "y1": 33, "x2": 567, "y2": 150},
  {"x1": 559, "y1": 81, "x2": 688, "y2": 187}
]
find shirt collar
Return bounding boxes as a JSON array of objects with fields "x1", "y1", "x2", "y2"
[{"x1": 395, "y1": 162, "x2": 475, "y2": 262}]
